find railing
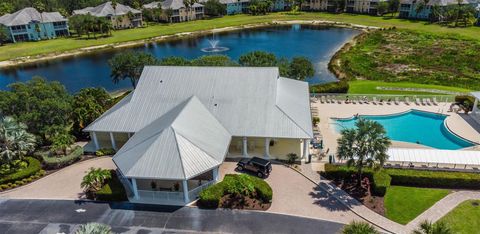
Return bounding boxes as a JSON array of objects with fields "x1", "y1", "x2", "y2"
[
  {"x1": 137, "y1": 190, "x2": 184, "y2": 202},
  {"x1": 310, "y1": 93, "x2": 456, "y2": 103},
  {"x1": 11, "y1": 29, "x2": 27, "y2": 34},
  {"x1": 189, "y1": 180, "x2": 215, "y2": 201}
]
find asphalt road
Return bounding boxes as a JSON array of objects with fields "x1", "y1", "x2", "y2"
[{"x1": 0, "y1": 199, "x2": 344, "y2": 234}]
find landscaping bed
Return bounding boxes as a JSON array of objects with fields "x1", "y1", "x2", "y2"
[
  {"x1": 35, "y1": 145, "x2": 85, "y2": 170},
  {"x1": 95, "y1": 170, "x2": 128, "y2": 202},
  {"x1": 198, "y1": 174, "x2": 272, "y2": 210},
  {"x1": 0, "y1": 157, "x2": 46, "y2": 192},
  {"x1": 322, "y1": 164, "x2": 477, "y2": 223}
]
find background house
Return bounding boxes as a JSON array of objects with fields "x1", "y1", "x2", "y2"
[
  {"x1": 0, "y1": 7, "x2": 68, "y2": 43},
  {"x1": 73, "y1": 1, "x2": 143, "y2": 29},
  {"x1": 399, "y1": 0, "x2": 472, "y2": 20},
  {"x1": 144, "y1": 0, "x2": 204, "y2": 22}
]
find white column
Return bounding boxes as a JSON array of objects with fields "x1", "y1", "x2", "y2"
[
  {"x1": 212, "y1": 167, "x2": 219, "y2": 181},
  {"x1": 128, "y1": 132, "x2": 132, "y2": 138},
  {"x1": 302, "y1": 139, "x2": 309, "y2": 159},
  {"x1": 109, "y1": 132, "x2": 117, "y2": 150},
  {"x1": 131, "y1": 178, "x2": 139, "y2": 199},
  {"x1": 242, "y1": 137, "x2": 248, "y2": 157},
  {"x1": 92, "y1": 132, "x2": 99, "y2": 151},
  {"x1": 182, "y1": 180, "x2": 190, "y2": 204},
  {"x1": 264, "y1": 138, "x2": 270, "y2": 158}
]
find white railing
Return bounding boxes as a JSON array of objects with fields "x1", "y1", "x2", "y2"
[
  {"x1": 188, "y1": 180, "x2": 215, "y2": 201},
  {"x1": 311, "y1": 93, "x2": 456, "y2": 103},
  {"x1": 137, "y1": 190, "x2": 184, "y2": 202}
]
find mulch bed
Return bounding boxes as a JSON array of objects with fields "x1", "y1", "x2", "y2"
[
  {"x1": 331, "y1": 175, "x2": 385, "y2": 216},
  {"x1": 219, "y1": 194, "x2": 271, "y2": 211}
]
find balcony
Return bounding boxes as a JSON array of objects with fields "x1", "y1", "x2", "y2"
[{"x1": 11, "y1": 29, "x2": 27, "y2": 34}]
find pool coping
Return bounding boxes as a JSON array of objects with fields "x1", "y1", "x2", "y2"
[{"x1": 329, "y1": 109, "x2": 478, "y2": 150}]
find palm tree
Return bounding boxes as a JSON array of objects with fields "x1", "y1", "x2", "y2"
[
  {"x1": 337, "y1": 118, "x2": 391, "y2": 185},
  {"x1": 412, "y1": 220, "x2": 452, "y2": 234},
  {"x1": 81, "y1": 167, "x2": 112, "y2": 193},
  {"x1": 342, "y1": 221, "x2": 379, "y2": 234},
  {"x1": 0, "y1": 116, "x2": 36, "y2": 164},
  {"x1": 50, "y1": 132, "x2": 75, "y2": 156},
  {"x1": 76, "y1": 222, "x2": 112, "y2": 234}
]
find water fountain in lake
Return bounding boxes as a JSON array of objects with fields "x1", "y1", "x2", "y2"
[{"x1": 201, "y1": 32, "x2": 229, "y2": 53}]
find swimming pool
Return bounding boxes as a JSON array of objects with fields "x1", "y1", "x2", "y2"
[{"x1": 333, "y1": 110, "x2": 475, "y2": 150}]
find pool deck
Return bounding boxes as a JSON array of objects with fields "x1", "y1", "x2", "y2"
[{"x1": 311, "y1": 100, "x2": 480, "y2": 156}]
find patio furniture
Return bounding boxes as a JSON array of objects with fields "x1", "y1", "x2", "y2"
[
  {"x1": 320, "y1": 96, "x2": 326, "y2": 103},
  {"x1": 386, "y1": 98, "x2": 392, "y2": 105},
  {"x1": 425, "y1": 98, "x2": 432, "y2": 105},
  {"x1": 363, "y1": 96, "x2": 369, "y2": 104},
  {"x1": 372, "y1": 97, "x2": 378, "y2": 105},
  {"x1": 378, "y1": 98, "x2": 384, "y2": 105},
  {"x1": 421, "y1": 98, "x2": 426, "y2": 105},
  {"x1": 432, "y1": 97, "x2": 438, "y2": 105},
  {"x1": 351, "y1": 98, "x2": 357, "y2": 104},
  {"x1": 394, "y1": 97, "x2": 399, "y2": 105},
  {"x1": 415, "y1": 98, "x2": 421, "y2": 105},
  {"x1": 404, "y1": 97, "x2": 410, "y2": 105}
]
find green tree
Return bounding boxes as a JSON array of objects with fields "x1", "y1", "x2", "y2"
[
  {"x1": 81, "y1": 167, "x2": 112, "y2": 193},
  {"x1": 412, "y1": 220, "x2": 452, "y2": 234},
  {"x1": 0, "y1": 2, "x2": 14, "y2": 15},
  {"x1": 159, "y1": 56, "x2": 192, "y2": 66},
  {"x1": 239, "y1": 51, "x2": 278, "y2": 67},
  {"x1": 191, "y1": 55, "x2": 238, "y2": 66},
  {"x1": 388, "y1": 0, "x2": 400, "y2": 17},
  {"x1": 50, "y1": 132, "x2": 75, "y2": 156},
  {"x1": 0, "y1": 77, "x2": 73, "y2": 142},
  {"x1": 183, "y1": 0, "x2": 199, "y2": 21},
  {"x1": 248, "y1": 0, "x2": 273, "y2": 15},
  {"x1": 72, "y1": 88, "x2": 112, "y2": 137},
  {"x1": 108, "y1": 51, "x2": 158, "y2": 89},
  {"x1": 336, "y1": 118, "x2": 391, "y2": 185},
  {"x1": 377, "y1": 1, "x2": 389, "y2": 16},
  {"x1": 204, "y1": 0, "x2": 227, "y2": 16},
  {"x1": 342, "y1": 221, "x2": 379, "y2": 234},
  {"x1": 0, "y1": 116, "x2": 36, "y2": 164},
  {"x1": 76, "y1": 222, "x2": 112, "y2": 234},
  {"x1": 288, "y1": 56, "x2": 314, "y2": 80},
  {"x1": 163, "y1": 8, "x2": 174, "y2": 23}
]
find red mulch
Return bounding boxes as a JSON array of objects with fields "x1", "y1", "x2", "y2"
[
  {"x1": 219, "y1": 194, "x2": 271, "y2": 211},
  {"x1": 332, "y1": 174, "x2": 385, "y2": 216}
]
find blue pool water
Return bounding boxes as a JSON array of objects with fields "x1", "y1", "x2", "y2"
[{"x1": 333, "y1": 110, "x2": 474, "y2": 150}]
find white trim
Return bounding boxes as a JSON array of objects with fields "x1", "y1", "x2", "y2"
[
  {"x1": 242, "y1": 136, "x2": 248, "y2": 157},
  {"x1": 92, "y1": 132, "x2": 99, "y2": 150},
  {"x1": 264, "y1": 138, "x2": 270, "y2": 158},
  {"x1": 131, "y1": 178, "x2": 139, "y2": 199},
  {"x1": 109, "y1": 132, "x2": 117, "y2": 150},
  {"x1": 182, "y1": 180, "x2": 189, "y2": 204}
]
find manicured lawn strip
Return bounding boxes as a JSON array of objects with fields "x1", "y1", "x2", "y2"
[
  {"x1": 2, "y1": 12, "x2": 480, "y2": 61},
  {"x1": 384, "y1": 186, "x2": 450, "y2": 224},
  {"x1": 347, "y1": 80, "x2": 471, "y2": 95},
  {"x1": 438, "y1": 199, "x2": 480, "y2": 233}
]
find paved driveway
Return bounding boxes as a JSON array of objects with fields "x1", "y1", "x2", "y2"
[
  {"x1": 220, "y1": 161, "x2": 361, "y2": 224},
  {"x1": 0, "y1": 157, "x2": 116, "y2": 200},
  {"x1": 0, "y1": 199, "x2": 344, "y2": 234}
]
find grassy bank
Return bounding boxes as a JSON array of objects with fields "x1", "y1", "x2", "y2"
[
  {"x1": 439, "y1": 199, "x2": 480, "y2": 233},
  {"x1": 384, "y1": 186, "x2": 450, "y2": 224},
  {"x1": 337, "y1": 29, "x2": 480, "y2": 90},
  {"x1": 1, "y1": 12, "x2": 480, "y2": 62}
]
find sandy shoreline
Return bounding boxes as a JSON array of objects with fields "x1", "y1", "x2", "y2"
[{"x1": 0, "y1": 20, "x2": 379, "y2": 69}]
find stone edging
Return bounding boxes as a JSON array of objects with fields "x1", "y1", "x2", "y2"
[
  {"x1": 0, "y1": 156, "x2": 112, "y2": 195},
  {"x1": 0, "y1": 20, "x2": 379, "y2": 69}
]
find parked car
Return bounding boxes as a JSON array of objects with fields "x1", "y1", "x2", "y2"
[{"x1": 236, "y1": 157, "x2": 272, "y2": 178}]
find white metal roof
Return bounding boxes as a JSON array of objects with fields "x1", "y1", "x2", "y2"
[
  {"x1": 471, "y1": 91, "x2": 480, "y2": 100},
  {"x1": 388, "y1": 148, "x2": 480, "y2": 166},
  {"x1": 73, "y1": 1, "x2": 141, "y2": 17},
  {"x1": 113, "y1": 96, "x2": 231, "y2": 180},
  {"x1": 85, "y1": 66, "x2": 313, "y2": 139},
  {"x1": 0, "y1": 8, "x2": 66, "y2": 26}
]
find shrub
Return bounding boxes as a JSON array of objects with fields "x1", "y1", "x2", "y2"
[
  {"x1": 95, "y1": 148, "x2": 116, "y2": 156},
  {"x1": 76, "y1": 222, "x2": 112, "y2": 234},
  {"x1": 454, "y1": 95, "x2": 475, "y2": 111},
  {"x1": 95, "y1": 171, "x2": 127, "y2": 201},
  {"x1": 40, "y1": 145, "x2": 84, "y2": 169},
  {"x1": 286, "y1": 153, "x2": 299, "y2": 164},
  {"x1": 371, "y1": 171, "x2": 391, "y2": 196},
  {"x1": 387, "y1": 169, "x2": 480, "y2": 189},
  {"x1": 198, "y1": 174, "x2": 273, "y2": 208},
  {"x1": 310, "y1": 80, "x2": 349, "y2": 93},
  {"x1": 342, "y1": 221, "x2": 379, "y2": 234},
  {"x1": 0, "y1": 157, "x2": 42, "y2": 185}
]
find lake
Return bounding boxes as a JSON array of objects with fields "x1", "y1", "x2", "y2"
[{"x1": 0, "y1": 24, "x2": 360, "y2": 92}]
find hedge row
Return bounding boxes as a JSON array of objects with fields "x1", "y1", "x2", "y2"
[
  {"x1": 323, "y1": 164, "x2": 480, "y2": 196},
  {"x1": 0, "y1": 157, "x2": 42, "y2": 185},
  {"x1": 95, "y1": 148, "x2": 116, "y2": 156},
  {"x1": 0, "y1": 170, "x2": 45, "y2": 191},
  {"x1": 38, "y1": 146, "x2": 84, "y2": 169},
  {"x1": 310, "y1": 80, "x2": 349, "y2": 94},
  {"x1": 198, "y1": 174, "x2": 273, "y2": 208}
]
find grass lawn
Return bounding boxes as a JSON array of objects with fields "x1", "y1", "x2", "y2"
[
  {"x1": 348, "y1": 80, "x2": 472, "y2": 95},
  {"x1": 384, "y1": 186, "x2": 450, "y2": 225},
  {"x1": 1, "y1": 12, "x2": 480, "y2": 61},
  {"x1": 438, "y1": 199, "x2": 480, "y2": 233}
]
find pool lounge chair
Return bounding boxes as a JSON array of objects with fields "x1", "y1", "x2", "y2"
[
  {"x1": 421, "y1": 98, "x2": 426, "y2": 105},
  {"x1": 372, "y1": 97, "x2": 378, "y2": 105},
  {"x1": 326, "y1": 96, "x2": 331, "y2": 103},
  {"x1": 404, "y1": 97, "x2": 410, "y2": 105},
  {"x1": 363, "y1": 96, "x2": 369, "y2": 104},
  {"x1": 337, "y1": 98, "x2": 342, "y2": 104},
  {"x1": 432, "y1": 97, "x2": 438, "y2": 105},
  {"x1": 394, "y1": 97, "x2": 399, "y2": 105},
  {"x1": 351, "y1": 98, "x2": 357, "y2": 104},
  {"x1": 425, "y1": 98, "x2": 432, "y2": 105},
  {"x1": 321, "y1": 96, "x2": 326, "y2": 103},
  {"x1": 415, "y1": 98, "x2": 421, "y2": 105}
]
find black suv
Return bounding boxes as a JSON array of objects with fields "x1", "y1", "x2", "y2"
[{"x1": 236, "y1": 157, "x2": 272, "y2": 178}]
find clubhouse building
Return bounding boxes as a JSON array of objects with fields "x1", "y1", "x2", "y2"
[{"x1": 84, "y1": 66, "x2": 313, "y2": 205}]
